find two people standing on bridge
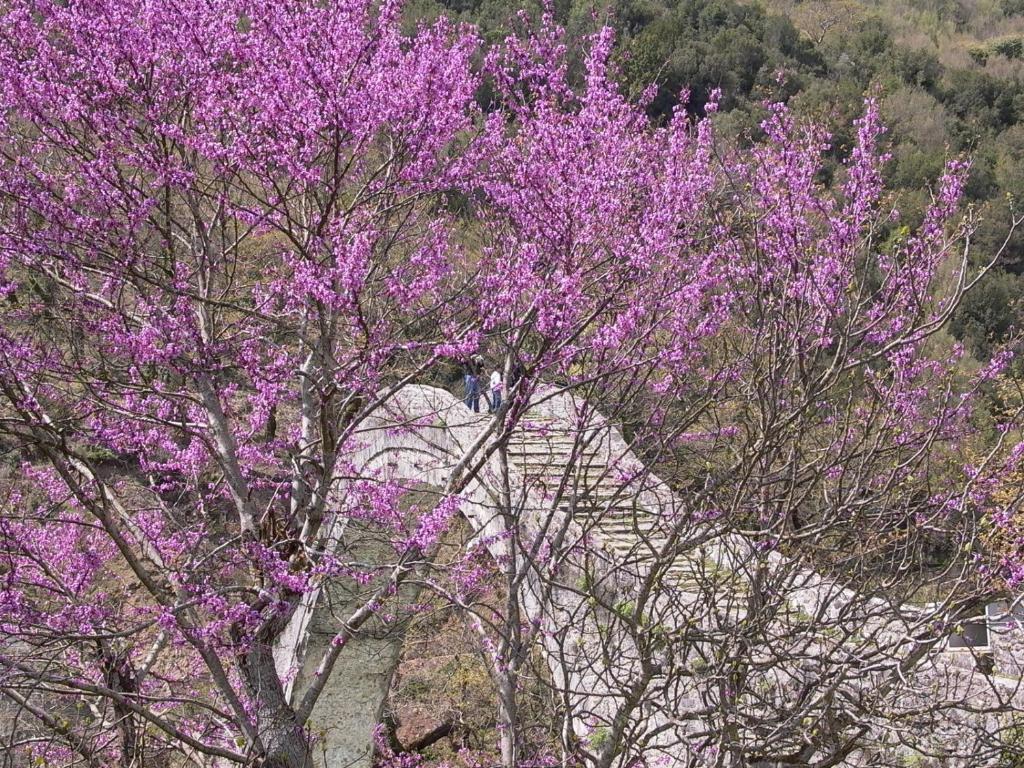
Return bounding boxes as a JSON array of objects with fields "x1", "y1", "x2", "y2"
[{"x1": 464, "y1": 355, "x2": 517, "y2": 413}]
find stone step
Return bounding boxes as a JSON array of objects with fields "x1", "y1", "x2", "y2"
[
  {"x1": 509, "y1": 436, "x2": 604, "y2": 446},
  {"x1": 508, "y1": 455, "x2": 607, "y2": 468},
  {"x1": 600, "y1": 533, "x2": 669, "y2": 551},
  {"x1": 510, "y1": 457, "x2": 610, "y2": 471},
  {"x1": 517, "y1": 416, "x2": 605, "y2": 428},
  {"x1": 512, "y1": 500, "x2": 645, "y2": 518},
  {"x1": 593, "y1": 526, "x2": 665, "y2": 542},
  {"x1": 508, "y1": 441, "x2": 606, "y2": 453},
  {"x1": 511, "y1": 452, "x2": 607, "y2": 464},
  {"x1": 513, "y1": 461, "x2": 607, "y2": 471},
  {"x1": 548, "y1": 475, "x2": 631, "y2": 487},
  {"x1": 524, "y1": 491, "x2": 637, "y2": 509},
  {"x1": 567, "y1": 492, "x2": 643, "y2": 507},
  {"x1": 568, "y1": 492, "x2": 640, "y2": 505},
  {"x1": 514, "y1": 428, "x2": 591, "y2": 438},
  {"x1": 510, "y1": 430, "x2": 605, "y2": 441},
  {"x1": 577, "y1": 507, "x2": 649, "y2": 520},
  {"x1": 512, "y1": 431, "x2": 607, "y2": 443},
  {"x1": 590, "y1": 518, "x2": 663, "y2": 533},
  {"x1": 568, "y1": 505, "x2": 648, "y2": 520},
  {"x1": 577, "y1": 505, "x2": 657, "y2": 518}
]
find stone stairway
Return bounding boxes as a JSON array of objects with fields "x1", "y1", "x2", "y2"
[{"x1": 503, "y1": 405, "x2": 739, "y2": 592}]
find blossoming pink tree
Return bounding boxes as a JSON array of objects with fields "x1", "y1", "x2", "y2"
[
  {"x1": 0, "y1": 1, "x2": 488, "y2": 765},
  {"x1": 0, "y1": 1, "x2": 1022, "y2": 767},
  {"x1": 425, "y1": 15, "x2": 1024, "y2": 768}
]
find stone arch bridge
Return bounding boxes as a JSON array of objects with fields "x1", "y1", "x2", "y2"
[{"x1": 274, "y1": 385, "x2": 1023, "y2": 768}]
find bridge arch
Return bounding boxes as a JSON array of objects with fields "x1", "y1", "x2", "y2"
[{"x1": 275, "y1": 385, "x2": 531, "y2": 768}]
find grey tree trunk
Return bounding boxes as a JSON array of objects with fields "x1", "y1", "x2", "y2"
[{"x1": 242, "y1": 636, "x2": 313, "y2": 768}]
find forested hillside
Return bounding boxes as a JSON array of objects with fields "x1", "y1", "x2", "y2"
[{"x1": 411, "y1": 0, "x2": 1024, "y2": 361}]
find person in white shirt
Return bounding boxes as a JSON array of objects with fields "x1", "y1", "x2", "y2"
[{"x1": 488, "y1": 369, "x2": 503, "y2": 413}]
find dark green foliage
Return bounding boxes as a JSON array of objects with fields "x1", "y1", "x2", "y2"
[
  {"x1": 969, "y1": 44, "x2": 990, "y2": 65},
  {"x1": 968, "y1": 36, "x2": 1024, "y2": 67},
  {"x1": 992, "y1": 36, "x2": 1024, "y2": 60},
  {"x1": 940, "y1": 70, "x2": 1022, "y2": 135},
  {"x1": 887, "y1": 47, "x2": 942, "y2": 89},
  {"x1": 611, "y1": 0, "x2": 823, "y2": 117},
  {"x1": 890, "y1": 148, "x2": 948, "y2": 190},
  {"x1": 972, "y1": 198, "x2": 1024, "y2": 275},
  {"x1": 951, "y1": 271, "x2": 1024, "y2": 358}
]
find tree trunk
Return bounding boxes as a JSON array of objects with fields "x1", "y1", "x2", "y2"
[
  {"x1": 100, "y1": 646, "x2": 142, "y2": 767},
  {"x1": 260, "y1": 718, "x2": 313, "y2": 768},
  {"x1": 240, "y1": 633, "x2": 312, "y2": 768},
  {"x1": 497, "y1": 677, "x2": 518, "y2": 768}
]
